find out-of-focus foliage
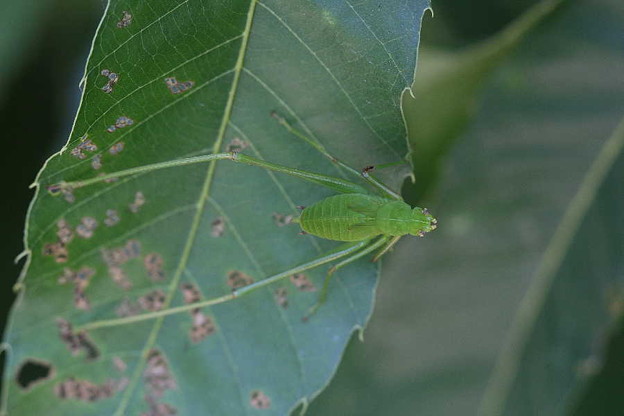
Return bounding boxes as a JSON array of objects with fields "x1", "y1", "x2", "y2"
[
  {"x1": 403, "y1": 0, "x2": 565, "y2": 202},
  {"x1": 482, "y1": 118, "x2": 624, "y2": 415},
  {"x1": 0, "y1": 0, "x2": 54, "y2": 99}
]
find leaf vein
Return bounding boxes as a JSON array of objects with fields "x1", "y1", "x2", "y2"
[
  {"x1": 112, "y1": 1, "x2": 259, "y2": 413},
  {"x1": 209, "y1": 197, "x2": 307, "y2": 395},
  {"x1": 345, "y1": 0, "x2": 409, "y2": 85},
  {"x1": 256, "y1": 1, "x2": 401, "y2": 160}
]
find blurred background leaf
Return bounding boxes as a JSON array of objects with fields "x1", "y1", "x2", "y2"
[
  {"x1": 402, "y1": 0, "x2": 566, "y2": 202},
  {"x1": 482, "y1": 117, "x2": 624, "y2": 416},
  {"x1": 0, "y1": 0, "x2": 54, "y2": 99}
]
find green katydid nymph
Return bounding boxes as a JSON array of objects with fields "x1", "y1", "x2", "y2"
[{"x1": 49, "y1": 115, "x2": 437, "y2": 329}]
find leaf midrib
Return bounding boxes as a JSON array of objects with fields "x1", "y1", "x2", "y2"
[{"x1": 113, "y1": 1, "x2": 259, "y2": 413}]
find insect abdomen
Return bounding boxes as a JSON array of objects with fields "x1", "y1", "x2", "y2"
[{"x1": 299, "y1": 194, "x2": 383, "y2": 241}]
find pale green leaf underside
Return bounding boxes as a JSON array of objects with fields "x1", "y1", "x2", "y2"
[{"x1": 2, "y1": 0, "x2": 429, "y2": 415}]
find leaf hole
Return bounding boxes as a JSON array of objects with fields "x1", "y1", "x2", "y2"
[{"x1": 15, "y1": 359, "x2": 54, "y2": 390}]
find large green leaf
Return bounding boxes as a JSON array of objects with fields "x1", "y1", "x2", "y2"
[{"x1": 1, "y1": 1, "x2": 430, "y2": 414}]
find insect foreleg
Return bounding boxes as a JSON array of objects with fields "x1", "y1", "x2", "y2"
[
  {"x1": 361, "y1": 166, "x2": 402, "y2": 200},
  {"x1": 76, "y1": 239, "x2": 370, "y2": 332},
  {"x1": 272, "y1": 111, "x2": 404, "y2": 200},
  {"x1": 304, "y1": 236, "x2": 390, "y2": 321},
  {"x1": 372, "y1": 235, "x2": 402, "y2": 262},
  {"x1": 233, "y1": 153, "x2": 367, "y2": 195},
  {"x1": 271, "y1": 112, "x2": 361, "y2": 177}
]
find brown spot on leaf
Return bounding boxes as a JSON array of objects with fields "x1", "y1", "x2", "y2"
[
  {"x1": 181, "y1": 283, "x2": 216, "y2": 343},
  {"x1": 130, "y1": 191, "x2": 146, "y2": 213},
  {"x1": 62, "y1": 187, "x2": 76, "y2": 203},
  {"x1": 49, "y1": 183, "x2": 75, "y2": 203},
  {"x1": 164, "y1": 77, "x2": 194, "y2": 94},
  {"x1": 91, "y1": 154, "x2": 102, "y2": 170},
  {"x1": 104, "y1": 209, "x2": 120, "y2": 226},
  {"x1": 108, "y1": 266, "x2": 131, "y2": 290},
  {"x1": 142, "y1": 399, "x2": 178, "y2": 416},
  {"x1": 56, "y1": 219, "x2": 73, "y2": 244},
  {"x1": 181, "y1": 283, "x2": 201, "y2": 304},
  {"x1": 76, "y1": 216, "x2": 98, "y2": 239},
  {"x1": 113, "y1": 356, "x2": 127, "y2": 373},
  {"x1": 211, "y1": 217, "x2": 226, "y2": 237},
  {"x1": 142, "y1": 350, "x2": 177, "y2": 415},
  {"x1": 57, "y1": 318, "x2": 99, "y2": 361},
  {"x1": 190, "y1": 313, "x2": 215, "y2": 343},
  {"x1": 227, "y1": 270, "x2": 254, "y2": 289},
  {"x1": 109, "y1": 142, "x2": 125, "y2": 155},
  {"x1": 100, "y1": 69, "x2": 119, "y2": 93},
  {"x1": 116, "y1": 11, "x2": 132, "y2": 28},
  {"x1": 15, "y1": 359, "x2": 54, "y2": 391},
  {"x1": 102, "y1": 240, "x2": 142, "y2": 289},
  {"x1": 116, "y1": 298, "x2": 142, "y2": 317},
  {"x1": 73, "y1": 290, "x2": 91, "y2": 310},
  {"x1": 138, "y1": 290, "x2": 166, "y2": 311},
  {"x1": 225, "y1": 137, "x2": 249, "y2": 152},
  {"x1": 70, "y1": 134, "x2": 98, "y2": 160},
  {"x1": 55, "y1": 377, "x2": 127, "y2": 402},
  {"x1": 107, "y1": 116, "x2": 134, "y2": 133},
  {"x1": 144, "y1": 350, "x2": 176, "y2": 394},
  {"x1": 43, "y1": 242, "x2": 68, "y2": 263},
  {"x1": 274, "y1": 287, "x2": 288, "y2": 308},
  {"x1": 58, "y1": 267, "x2": 95, "y2": 310},
  {"x1": 144, "y1": 253, "x2": 165, "y2": 281},
  {"x1": 289, "y1": 273, "x2": 316, "y2": 292},
  {"x1": 250, "y1": 390, "x2": 271, "y2": 409},
  {"x1": 272, "y1": 213, "x2": 294, "y2": 227}
]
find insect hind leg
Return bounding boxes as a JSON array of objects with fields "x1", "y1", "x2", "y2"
[
  {"x1": 270, "y1": 111, "x2": 361, "y2": 178},
  {"x1": 303, "y1": 236, "x2": 389, "y2": 321}
]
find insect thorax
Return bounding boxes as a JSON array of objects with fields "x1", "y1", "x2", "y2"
[{"x1": 375, "y1": 201, "x2": 437, "y2": 237}]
